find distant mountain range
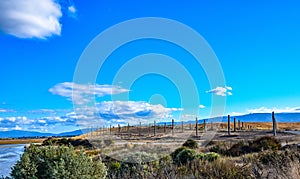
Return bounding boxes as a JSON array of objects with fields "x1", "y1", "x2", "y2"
[
  {"x1": 227, "y1": 113, "x2": 300, "y2": 123},
  {"x1": 159, "y1": 112, "x2": 300, "y2": 125},
  {"x1": 0, "y1": 129, "x2": 87, "y2": 139}
]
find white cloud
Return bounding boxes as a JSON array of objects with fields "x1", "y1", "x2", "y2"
[
  {"x1": 0, "y1": 0, "x2": 62, "y2": 39},
  {"x1": 97, "y1": 101, "x2": 182, "y2": 122},
  {"x1": 247, "y1": 106, "x2": 300, "y2": 114},
  {"x1": 14, "y1": 125, "x2": 22, "y2": 130},
  {"x1": 229, "y1": 112, "x2": 245, "y2": 116},
  {"x1": 226, "y1": 86, "x2": 233, "y2": 91},
  {"x1": 49, "y1": 82, "x2": 130, "y2": 104},
  {"x1": 0, "y1": 109, "x2": 15, "y2": 113},
  {"x1": 68, "y1": 5, "x2": 76, "y2": 14},
  {"x1": 199, "y1": 105, "x2": 206, "y2": 109},
  {"x1": 0, "y1": 127, "x2": 9, "y2": 131},
  {"x1": 206, "y1": 86, "x2": 233, "y2": 96},
  {"x1": 70, "y1": 101, "x2": 183, "y2": 126}
]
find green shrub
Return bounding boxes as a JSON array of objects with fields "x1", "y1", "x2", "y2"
[
  {"x1": 182, "y1": 139, "x2": 198, "y2": 149},
  {"x1": 11, "y1": 145, "x2": 107, "y2": 179},
  {"x1": 195, "y1": 152, "x2": 220, "y2": 162},
  {"x1": 171, "y1": 147, "x2": 188, "y2": 161},
  {"x1": 209, "y1": 142, "x2": 229, "y2": 155},
  {"x1": 227, "y1": 141, "x2": 251, "y2": 156},
  {"x1": 249, "y1": 136, "x2": 281, "y2": 152},
  {"x1": 122, "y1": 151, "x2": 159, "y2": 164},
  {"x1": 203, "y1": 152, "x2": 220, "y2": 162},
  {"x1": 175, "y1": 148, "x2": 197, "y2": 165},
  {"x1": 189, "y1": 159, "x2": 253, "y2": 178}
]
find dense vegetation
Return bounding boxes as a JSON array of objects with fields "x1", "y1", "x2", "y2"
[
  {"x1": 10, "y1": 145, "x2": 107, "y2": 179},
  {"x1": 5, "y1": 136, "x2": 300, "y2": 179}
]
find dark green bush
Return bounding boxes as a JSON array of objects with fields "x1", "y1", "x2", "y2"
[
  {"x1": 171, "y1": 147, "x2": 188, "y2": 161},
  {"x1": 11, "y1": 145, "x2": 107, "y2": 179},
  {"x1": 209, "y1": 143, "x2": 228, "y2": 155},
  {"x1": 227, "y1": 141, "x2": 251, "y2": 156},
  {"x1": 182, "y1": 139, "x2": 198, "y2": 149},
  {"x1": 249, "y1": 136, "x2": 281, "y2": 152},
  {"x1": 175, "y1": 148, "x2": 197, "y2": 165},
  {"x1": 42, "y1": 137, "x2": 94, "y2": 149}
]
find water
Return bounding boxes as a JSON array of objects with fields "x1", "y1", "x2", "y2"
[{"x1": 0, "y1": 144, "x2": 25, "y2": 177}]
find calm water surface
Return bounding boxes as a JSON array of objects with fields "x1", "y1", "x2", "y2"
[{"x1": 0, "y1": 144, "x2": 25, "y2": 177}]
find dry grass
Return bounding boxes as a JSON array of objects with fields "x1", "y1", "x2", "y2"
[
  {"x1": 0, "y1": 138, "x2": 45, "y2": 145},
  {"x1": 217, "y1": 122, "x2": 300, "y2": 130}
]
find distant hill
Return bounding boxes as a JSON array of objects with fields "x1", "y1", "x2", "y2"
[
  {"x1": 159, "y1": 112, "x2": 300, "y2": 125},
  {"x1": 0, "y1": 129, "x2": 86, "y2": 139},
  {"x1": 231, "y1": 113, "x2": 300, "y2": 123}
]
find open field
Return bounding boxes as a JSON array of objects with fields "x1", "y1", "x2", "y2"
[
  {"x1": 1, "y1": 122, "x2": 300, "y2": 146},
  {"x1": 71, "y1": 122, "x2": 300, "y2": 162}
]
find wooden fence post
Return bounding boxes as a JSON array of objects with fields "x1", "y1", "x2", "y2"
[
  {"x1": 127, "y1": 123, "x2": 130, "y2": 136},
  {"x1": 172, "y1": 119, "x2": 174, "y2": 136},
  {"x1": 139, "y1": 122, "x2": 141, "y2": 136},
  {"x1": 196, "y1": 117, "x2": 199, "y2": 137},
  {"x1": 234, "y1": 118, "x2": 236, "y2": 132},
  {"x1": 228, "y1": 115, "x2": 231, "y2": 136},
  {"x1": 272, "y1": 111, "x2": 277, "y2": 136},
  {"x1": 154, "y1": 120, "x2": 156, "y2": 136}
]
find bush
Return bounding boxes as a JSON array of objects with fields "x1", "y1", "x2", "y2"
[
  {"x1": 195, "y1": 152, "x2": 220, "y2": 162},
  {"x1": 11, "y1": 145, "x2": 107, "y2": 179},
  {"x1": 209, "y1": 141, "x2": 229, "y2": 155},
  {"x1": 121, "y1": 151, "x2": 159, "y2": 164},
  {"x1": 227, "y1": 141, "x2": 251, "y2": 156},
  {"x1": 175, "y1": 148, "x2": 197, "y2": 165},
  {"x1": 182, "y1": 139, "x2": 198, "y2": 149},
  {"x1": 249, "y1": 136, "x2": 281, "y2": 152},
  {"x1": 171, "y1": 147, "x2": 188, "y2": 161},
  {"x1": 189, "y1": 159, "x2": 253, "y2": 178}
]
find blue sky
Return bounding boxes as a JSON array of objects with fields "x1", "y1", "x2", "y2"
[{"x1": 0, "y1": 0, "x2": 300, "y2": 133}]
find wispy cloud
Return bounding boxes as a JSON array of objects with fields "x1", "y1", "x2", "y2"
[
  {"x1": 0, "y1": 0, "x2": 63, "y2": 39},
  {"x1": 199, "y1": 105, "x2": 206, "y2": 109},
  {"x1": 0, "y1": 108, "x2": 15, "y2": 113},
  {"x1": 247, "y1": 107, "x2": 300, "y2": 114},
  {"x1": 67, "y1": 5, "x2": 77, "y2": 18},
  {"x1": 206, "y1": 86, "x2": 233, "y2": 96},
  {"x1": 49, "y1": 82, "x2": 130, "y2": 104}
]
